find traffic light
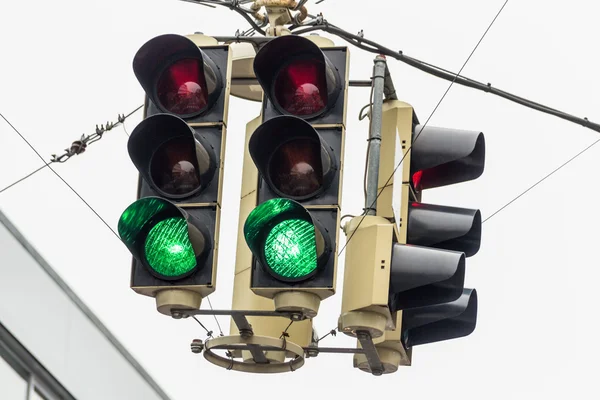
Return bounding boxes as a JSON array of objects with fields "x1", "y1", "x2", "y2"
[
  {"x1": 118, "y1": 33, "x2": 231, "y2": 315},
  {"x1": 339, "y1": 101, "x2": 484, "y2": 372},
  {"x1": 241, "y1": 34, "x2": 349, "y2": 319},
  {"x1": 229, "y1": 116, "x2": 313, "y2": 368}
]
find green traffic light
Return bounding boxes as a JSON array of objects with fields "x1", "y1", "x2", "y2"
[
  {"x1": 118, "y1": 197, "x2": 198, "y2": 279},
  {"x1": 264, "y1": 219, "x2": 317, "y2": 279},
  {"x1": 144, "y1": 217, "x2": 197, "y2": 277},
  {"x1": 244, "y1": 198, "x2": 320, "y2": 281}
]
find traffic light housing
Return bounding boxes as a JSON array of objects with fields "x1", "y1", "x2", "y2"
[
  {"x1": 229, "y1": 116, "x2": 313, "y2": 367},
  {"x1": 339, "y1": 101, "x2": 484, "y2": 372},
  {"x1": 119, "y1": 33, "x2": 231, "y2": 315},
  {"x1": 241, "y1": 34, "x2": 349, "y2": 318}
]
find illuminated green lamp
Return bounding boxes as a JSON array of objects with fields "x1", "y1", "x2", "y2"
[
  {"x1": 244, "y1": 198, "x2": 328, "y2": 282},
  {"x1": 118, "y1": 197, "x2": 208, "y2": 280}
]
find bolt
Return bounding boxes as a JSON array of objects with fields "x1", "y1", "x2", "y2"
[
  {"x1": 172, "y1": 311, "x2": 183, "y2": 319},
  {"x1": 290, "y1": 313, "x2": 303, "y2": 321},
  {"x1": 190, "y1": 339, "x2": 204, "y2": 354},
  {"x1": 306, "y1": 347, "x2": 319, "y2": 358},
  {"x1": 372, "y1": 368, "x2": 384, "y2": 376},
  {"x1": 239, "y1": 329, "x2": 253, "y2": 339}
]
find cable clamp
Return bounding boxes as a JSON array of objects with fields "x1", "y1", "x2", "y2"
[{"x1": 316, "y1": 12, "x2": 324, "y2": 25}]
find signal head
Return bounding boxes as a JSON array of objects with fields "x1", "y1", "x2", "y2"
[
  {"x1": 408, "y1": 202, "x2": 482, "y2": 257},
  {"x1": 389, "y1": 244, "x2": 466, "y2": 312},
  {"x1": 402, "y1": 288, "x2": 478, "y2": 348},
  {"x1": 128, "y1": 114, "x2": 217, "y2": 200},
  {"x1": 244, "y1": 198, "x2": 332, "y2": 283},
  {"x1": 118, "y1": 197, "x2": 212, "y2": 281},
  {"x1": 254, "y1": 35, "x2": 342, "y2": 119},
  {"x1": 249, "y1": 116, "x2": 337, "y2": 202},
  {"x1": 411, "y1": 125, "x2": 485, "y2": 191},
  {"x1": 133, "y1": 34, "x2": 223, "y2": 119}
]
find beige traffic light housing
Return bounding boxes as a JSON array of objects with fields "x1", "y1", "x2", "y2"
[
  {"x1": 228, "y1": 115, "x2": 313, "y2": 366},
  {"x1": 339, "y1": 101, "x2": 415, "y2": 371}
]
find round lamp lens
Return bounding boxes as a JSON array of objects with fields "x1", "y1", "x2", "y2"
[
  {"x1": 269, "y1": 138, "x2": 324, "y2": 198},
  {"x1": 144, "y1": 217, "x2": 196, "y2": 278},
  {"x1": 274, "y1": 59, "x2": 328, "y2": 116},
  {"x1": 157, "y1": 58, "x2": 208, "y2": 115},
  {"x1": 264, "y1": 219, "x2": 318, "y2": 280},
  {"x1": 151, "y1": 136, "x2": 202, "y2": 196}
]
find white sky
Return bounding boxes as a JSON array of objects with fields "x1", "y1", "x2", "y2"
[{"x1": 1, "y1": 0, "x2": 599, "y2": 399}]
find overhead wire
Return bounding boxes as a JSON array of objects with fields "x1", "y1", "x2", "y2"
[
  {"x1": 206, "y1": 296, "x2": 224, "y2": 336},
  {"x1": 292, "y1": 22, "x2": 600, "y2": 134},
  {"x1": 0, "y1": 105, "x2": 141, "y2": 195},
  {"x1": 337, "y1": 0, "x2": 509, "y2": 257},
  {"x1": 192, "y1": 316, "x2": 215, "y2": 338},
  {"x1": 0, "y1": 164, "x2": 48, "y2": 196},
  {"x1": 482, "y1": 137, "x2": 600, "y2": 223},
  {"x1": 180, "y1": 0, "x2": 267, "y2": 35},
  {"x1": 2, "y1": 0, "x2": 596, "y2": 343},
  {"x1": 199, "y1": 0, "x2": 600, "y2": 232},
  {"x1": 1, "y1": 106, "x2": 228, "y2": 337},
  {"x1": 0, "y1": 111, "x2": 121, "y2": 240}
]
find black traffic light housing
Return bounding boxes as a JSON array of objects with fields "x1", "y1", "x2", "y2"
[
  {"x1": 388, "y1": 121, "x2": 485, "y2": 346},
  {"x1": 254, "y1": 35, "x2": 347, "y2": 124},
  {"x1": 249, "y1": 116, "x2": 342, "y2": 206},
  {"x1": 243, "y1": 35, "x2": 349, "y2": 317},
  {"x1": 402, "y1": 289, "x2": 478, "y2": 348},
  {"x1": 118, "y1": 197, "x2": 216, "y2": 285},
  {"x1": 133, "y1": 34, "x2": 229, "y2": 123},
  {"x1": 129, "y1": 114, "x2": 221, "y2": 203},
  {"x1": 120, "y1": 33, "x2": 231, "y2": 315}
]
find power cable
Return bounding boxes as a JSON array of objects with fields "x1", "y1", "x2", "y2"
[
  {"x1": 189, "y1": 0, "x2": 600, "y2": 135},
  {"x1": 0, "y1": 111, "x2": 121, "y2": 239},
  {"x1": 180, "y1": 0, "x2": 267, "y2": 35},
  {"x1": 338, "y1": 0, "x2": 509, "y2": 257},
  {"x1": 0, "y1": 164, "x2": 49, "y2": 195},
  {"x1": 206, "y1": 296, "x2": 224, "y2": 336},
  {"x1": 0, "y1": 108, "x2": 223, "y2": 336},
  {"x1": 0, "y1": 105, "x2": 141, "y2": 195},
  {"x1": 192, "y1": 316, "x2": 215, "y2": 338},
  {"x1": 483, "y1": 137, "x2": 600, "y2": 223},
  {"x1": 292, "y1": 16, "x2": 600, "y2": 135},
  {"x1": 279, "y1": 320, "x2": 294, "y2": 339},
  {"x1": 316, "y1": 328, "x2": 337, "y2": 343}
]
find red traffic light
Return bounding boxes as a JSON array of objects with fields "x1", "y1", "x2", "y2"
[
  {"x1": 157, "y1": 58, "x2": 209, "y2": 116},
  {"x1": 254, "y1": 35, "x2": 340, "y2": 119},
  {"x1": 410, "y1": 124, "x2": 485, "y2": 191},
  {"x1": 133, "y1": 34, "x2": 222, "y2": 119},
  {"x1": 274, "y1": 59, "x2": 328, "y2": 116}
]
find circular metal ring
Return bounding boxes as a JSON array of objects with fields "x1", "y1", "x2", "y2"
[{"x1": 203, "y1": 335, "x2": 305, "y2": 373}]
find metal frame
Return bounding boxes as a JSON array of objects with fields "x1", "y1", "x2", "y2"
[
  {"x1": 172, "y1": 308, "x2": 384, "y2": 375},
  {"x1": 0, "y1": 322, "x2": 75, "y2": 400}
]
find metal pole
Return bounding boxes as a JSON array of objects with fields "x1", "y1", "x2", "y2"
[{"x1": 365, "y1": 55, "x2": 387, "y2": 215}]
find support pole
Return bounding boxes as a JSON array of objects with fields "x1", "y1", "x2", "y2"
[{"x1": 365, "y1": 55, "x2": 387, "y2": 215}]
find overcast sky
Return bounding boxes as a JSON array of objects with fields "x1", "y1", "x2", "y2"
[{"x1": 1, "y1": 0, "x2": 599, "y2": 399}]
